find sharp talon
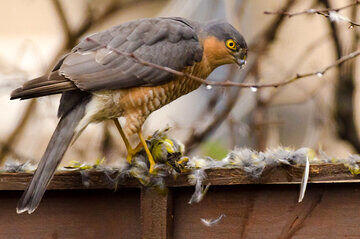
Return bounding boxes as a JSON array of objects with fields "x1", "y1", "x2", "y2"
[
  {"x1": 148, "y1": 160, "x2": 157, "y2": 174},
  {"x1": 126, "y1": 153, "x2": 133, "y2": 164},
  {"x1": 113, "y1": 118, "x2": 137, "y2": 165},
  {"x1": 138, "y1": 131, "x2": 157, "y2": 175},
  {"x1": 147, "y1": 154, "x2": 157, "y2": 175},
  {"x1": 126, "y1": 145, "x2": 144, "y2": 164},
  {"x1": 149, "y1": 166, "x2": 155, "y2": 174}
]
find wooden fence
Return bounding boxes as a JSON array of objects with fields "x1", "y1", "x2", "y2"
[{"x1": 0, "y1": 164, "x2": 359, "y2": 238}]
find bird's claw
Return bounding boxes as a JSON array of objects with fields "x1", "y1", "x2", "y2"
[
  {"x1": 126, "y1": 153, "x2": 134, "y2": 164},
  {"x1": 126, "y1": 143, "x2": 143, "y2": 164},
  {"x1": 149, "y1": 163, "x2": 156, "y2": 175}
]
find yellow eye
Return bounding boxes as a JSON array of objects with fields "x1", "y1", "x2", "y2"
[{"x1": 226, "y1": 39, "x2": 237, "y2": 51}]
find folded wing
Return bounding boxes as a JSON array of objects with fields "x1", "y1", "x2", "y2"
[{"x1": 11, "y1": 17, "x2": 203, "y2": 100}]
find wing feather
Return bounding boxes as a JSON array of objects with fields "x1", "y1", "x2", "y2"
[{"x1": 59, "y1": 17, "x2": 203, "y2": 91}]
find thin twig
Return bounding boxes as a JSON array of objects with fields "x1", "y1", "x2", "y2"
[
  {"x1": 264, "y1": 33, "x2": 330, "y2": 104},
  {"x1": 264, "y1": 1, "x2": 359, "y2": 17},
  {"x1": 49, "y1": 0, "x2": 132, "y2": 68},
  {"x1": 86, "y1": 37, "x2": 360, "y2": 89},
  {"x1": 264, "y1": 0, "x2": 360, "y2": 27},
  {"x1": 2, "y1": 0, "x2": 128, "y2": 164},
  {"x1": 184, "y1": 0, "x2": 296, "y2": 153},
  {"x1": 321, "y1": 0, "x2": 360, "y2": 153}
]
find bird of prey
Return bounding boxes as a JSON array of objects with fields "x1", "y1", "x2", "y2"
[{"x1": 10, "y1": 17, "x2": 247, "y2": 214}]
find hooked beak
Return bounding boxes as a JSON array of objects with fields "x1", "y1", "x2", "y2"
[{"x1": 234, "y1": 48, "x2": 247, "y2": 68}]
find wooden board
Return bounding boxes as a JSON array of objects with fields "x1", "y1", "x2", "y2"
[
  {"x1": 0, "y1": 189, "x2": 140, "y2": 239},
  {"x1": 0, "y1": 165, "x2": 359, "y2": 238},
  {"x1": 173, "y1": 183, "x2": 360, "y2": 239},
  {"x1": 0, "y1": 163, "x2": 359, "y2": 190}
]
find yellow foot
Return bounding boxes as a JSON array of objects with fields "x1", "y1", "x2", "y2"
[
  {"x1": 126, "y1": 144, "x2": 144, "y2": 164},
  {"x1": 126, "y1": 150, "x2": 135, "y2": 164},
  {"x1": 138, "y1": 132, "x2": 157, "y2": 175},
  {"x1": 149, "y1": 161, "x2": 156, "y2": 174}
]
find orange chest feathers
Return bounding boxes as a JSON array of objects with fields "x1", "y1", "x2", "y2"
[{"x1": 91, "y1": 36, "x2": 231, "y2": 134}]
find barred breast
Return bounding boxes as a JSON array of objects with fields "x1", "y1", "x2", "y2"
[
  {"x1": 87, "y1": 57, "x2": 212, "y2": 137},
  {"x1": 120, "y1": 78, "x2": 202, "y2": 135}
]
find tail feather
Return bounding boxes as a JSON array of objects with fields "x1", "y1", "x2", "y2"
[
  {"x1": 10, "y1": 73, "x2": 77, "y2": 100},
  {"x1": 16, "y1": 96, "x2": 89, "y2": 214}
]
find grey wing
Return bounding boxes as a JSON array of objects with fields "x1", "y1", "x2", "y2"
[{"x1": 59, "y1": 17, "x2": 203, "y2": 91}]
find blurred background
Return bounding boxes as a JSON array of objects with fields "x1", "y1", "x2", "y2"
[{"x1": 0, "y1": 0, "x2": 359, "y2": 166}]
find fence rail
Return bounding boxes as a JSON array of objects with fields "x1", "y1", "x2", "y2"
[{"x1": 0, "y1": 164, "x2": 359, "y2": 238}]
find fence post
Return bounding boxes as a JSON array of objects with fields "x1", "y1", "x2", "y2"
[{"x1": 140, "y1": 187, "x2": 173, "y2": 239}]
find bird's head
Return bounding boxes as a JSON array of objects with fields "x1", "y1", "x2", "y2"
[{"x1": 202, "y1": 20, "x2": 247, "y2": 69}]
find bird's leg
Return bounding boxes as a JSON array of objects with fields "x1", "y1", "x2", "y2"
[
  {"x1": 113, "y1": 118, "x2": 136, "y2": 164},
  {"x1": 138, "y1": 131, "x2": 156, "y2": 174}
]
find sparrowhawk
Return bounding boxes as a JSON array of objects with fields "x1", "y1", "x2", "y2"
[{"x1": 11, "y1": 17, "x2": 247, "y2": 214}]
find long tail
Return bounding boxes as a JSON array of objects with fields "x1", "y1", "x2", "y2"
[
  {"x1": 10, "y1": 72, "x2": 77, "y2": 100},
  {"x1": 16, "y1": 96, "x2": 89, "y2": 214}
]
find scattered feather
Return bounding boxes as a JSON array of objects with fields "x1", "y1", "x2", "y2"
[
  {"x1": 298, "y1": 156, "x2": 310, "y2": 203},
  {"x1": 201, "y1": 214, "x2": 226, "y2": 227},
  {"x1": 1, "y1": 160, "x2": 35, "y2": 173},
  {"x1": 80, "y1": 170, "x2": 91, "y2": 188},
  {"x1": 189, "y1": 169, "x2": 210, "y2": 204},
  {"x1": 62, "y1": 158, "x2": 105, "y2": 171},
  {"x1": 4, "y1": 128, "x2": 360, "y2": 205}
]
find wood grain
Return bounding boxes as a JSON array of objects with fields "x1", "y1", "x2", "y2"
[
  {"x1": 0, "y1": 189, "x2": 140, "y2": 239},
  {"x1": 172, "y1": 184, "x2": 360, "y2": 239},
  {"x1": 0, "y1": 163, "x2": 358, "y2": 190},
  {"x1": 1, "y1": 165, "x2": 360, "y2": 238},
  {"x1": 141, "y1": 187, "x2": 173, "y2": 239}
]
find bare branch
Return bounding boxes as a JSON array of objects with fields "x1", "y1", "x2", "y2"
[
  {"x1": 264, "y1": 0, "x2": 360, "y2": 27},
  {"x1": 1, "y1": 0, "x2": 130, "y2": 164},
  {"x1": 86, "y1": 37, "x2": 360, "y2": 90},
  {"x1": 321, "y1": 0, "x2": 360, "y2": 153},
  {"x1": 184, "y1": 0, "x2": 296, "y2": 153},
  {"x1": 263, "y1": 33, "x2": 330, "y2": 105}
]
